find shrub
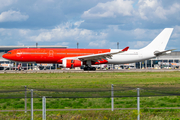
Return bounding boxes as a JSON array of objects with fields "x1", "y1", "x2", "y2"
[{"x1": 2, "y1": 105, "x2": 6, "y2": 109}]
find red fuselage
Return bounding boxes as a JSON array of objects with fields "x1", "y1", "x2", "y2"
[{"x1": 3, "y1": 48, "x2": 110, "y2": 64}]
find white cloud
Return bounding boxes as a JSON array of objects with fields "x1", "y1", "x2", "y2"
[
  {"x1": 128, "y1": 41, "x2": 150, "y2": 48},
  {"x1": 74, "y1": 20, "x2": 84, "y2": 27},
  {"x1": 0, "y1": 20, "x2": 178, "y2": 49},
  {"x1": 19, "y1": 29, "x2": 30, "y2": 36},
  {"x1": 138, "y1": 0, "x2": 161, "y2": 20},
  {"x1": 80, "y1": 0, "x2": 180, "y2": 28},
  {"x1": 55, "y1": 42, "x2": 69, "y2": 46},
  {"x1": 0, "y1": 0, "x2": 17, "y2": 8},
  {"x1": 17, "y1": 41, "x2": 24, "y2": 46},
  {"x1": 0, "y1": 10, "x2": 29, "y2": 22},
  {"x1": 138, "y1": 0, "x2": 159, "y2": 9},
  {"x1": 0, "y1": 28, "x2": 5, "y2": 32},
  {"x1": 132, "y1": 28, "x2": 160, "y2": 39},
  {"x1": 61, "y1": 42, "x2": 69, "y2": 46},
  {"x1": 30, "y1": 21, "x2": 107, "y2": 42},
  {"x1": 171, "y1": 25, "x2": 180, "y2": 38},
  {"x1": 82, "y1": 0, "x2": 134, "y2": 18},
  {"x1": 31, "y1": 32, "x2": 52, "y2": 41},
  {"x1": 89, "y1": 40, "x2": 107, "y2": 47},
  {"x1": 138, "y1": 0, "x2": 180, "y2": 20},
  {"x1": 0, "y1": 28, "x2": 12, "y2": 36},
  {"x1": 106, "y1": 25, "x2": 160, "y2": 40}
]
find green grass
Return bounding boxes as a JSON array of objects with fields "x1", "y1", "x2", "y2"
[
  {"x1": 1, "y1": 96, "x2": 180, "y2": 110},
  {"x1": 0, "y1": 110, "x2": 180, "y2": 120},
  {"x1": 0, "y1": 72, "x2": 180, "y2": 89},
  {"x1": 1, "y1": 71, "x2": 180, "y2": 119}
]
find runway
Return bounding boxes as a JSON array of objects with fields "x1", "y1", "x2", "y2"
[{"x1": 0, "y1": 69, "x2": 180, "y2": 73}]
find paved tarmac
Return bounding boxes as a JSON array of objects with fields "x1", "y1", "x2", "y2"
[{"x1": 0, "y1": 69, "x2": 180, "y2": 73}]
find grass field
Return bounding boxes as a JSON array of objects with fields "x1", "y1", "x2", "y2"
[
  {"x1": 1, "y1": 71, "x2": 180, "y2": 119},
  {"x1": 1, "y1": 71, "x2": 180, "y2": 89},
  {"x1": 1, "y1": 110, "x2": 180, "y2": 120}
]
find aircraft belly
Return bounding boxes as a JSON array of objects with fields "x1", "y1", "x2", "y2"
[
  {"x1": 107, "y1": 55, "x2": 153, "y2": 64},
  {"x1": 108, "y1": 55, "x2": 137, "y2": 64}
]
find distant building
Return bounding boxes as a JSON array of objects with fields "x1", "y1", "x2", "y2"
[{"x1": 136, "y1": 51, "x2": 180, "y2": 69}]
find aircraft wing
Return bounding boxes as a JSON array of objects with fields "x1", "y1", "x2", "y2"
[
  {"x1": 77, "y1": 47, "x2": 129, "y2": 62},
  {"x1": 154, "y1": 49, "x2": 176, "y2": 56}
]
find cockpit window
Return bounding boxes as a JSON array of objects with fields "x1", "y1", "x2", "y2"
[{"x1": 7, "y1": 52, "x2": 12, "y2": 54}]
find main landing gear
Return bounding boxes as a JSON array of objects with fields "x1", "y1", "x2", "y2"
[
  {"x1": 83, "y1": 60, "x2": 96, "y2": 71},
  {"x1": 83, "y1": 66, "x2": 96, "y2": 71}
]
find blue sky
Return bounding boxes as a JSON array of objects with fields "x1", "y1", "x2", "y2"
[{"x1": 0, "y1": 0, "x2": 180, "y2": 50}]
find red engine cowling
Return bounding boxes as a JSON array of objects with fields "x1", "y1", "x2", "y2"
[{"x1": 62, "y1": 59, "x2": 82, "y2": 68}]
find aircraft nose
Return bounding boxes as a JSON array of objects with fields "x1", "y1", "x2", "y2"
[{"x1": 2, "y1": 53, "x2": 8, "y2": 59}]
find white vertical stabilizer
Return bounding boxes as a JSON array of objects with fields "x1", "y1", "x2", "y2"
[{"x1": 141, "y1": 28, "x2": 173, "y2": 51}]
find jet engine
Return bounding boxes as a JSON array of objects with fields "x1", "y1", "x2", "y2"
[{"x1": 62, "y1": 59, "x2": 82, "y2": 68}]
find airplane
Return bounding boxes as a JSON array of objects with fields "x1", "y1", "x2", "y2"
[{"x1": 2, "y1": 28, "x2": 174, "y2": 71}]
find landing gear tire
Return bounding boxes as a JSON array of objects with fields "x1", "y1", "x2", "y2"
[
  {"x1": 83, "y1": 67, "x2": 96, "y2": 71},
  {"x1": 87, "y1": 67, "x2": 91, "y2": 71},
  {"x1": 92, "y1": 67, "x2": 96, "y2": 71}
]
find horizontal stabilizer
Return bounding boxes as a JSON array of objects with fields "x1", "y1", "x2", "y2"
[{"x1": 154, "y1": 49, "x2": 176, "y2": 56}]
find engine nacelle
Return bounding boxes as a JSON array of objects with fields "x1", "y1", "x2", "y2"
[{"x1": 62, "y1": 59, "x2": 82, "y2": 68}]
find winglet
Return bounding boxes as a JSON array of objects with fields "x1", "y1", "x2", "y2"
[{"x1": 122, "y1": 46, "x2": 129, "y2": 51}]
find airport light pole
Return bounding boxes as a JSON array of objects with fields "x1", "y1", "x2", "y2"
[
  {"x1": 77, "y1": 42, "x2": 79, "y2": 49},
  {"x1": 117, "y1": 42, "x2": 119, "y2": 49}
]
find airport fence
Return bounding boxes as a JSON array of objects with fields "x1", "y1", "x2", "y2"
[
  {"x1": 1, "y1": 85, "x2": 180, "y2": 99},
  {"x1": 1, "y1": 85, "x2": 180, "y2": 120}
]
